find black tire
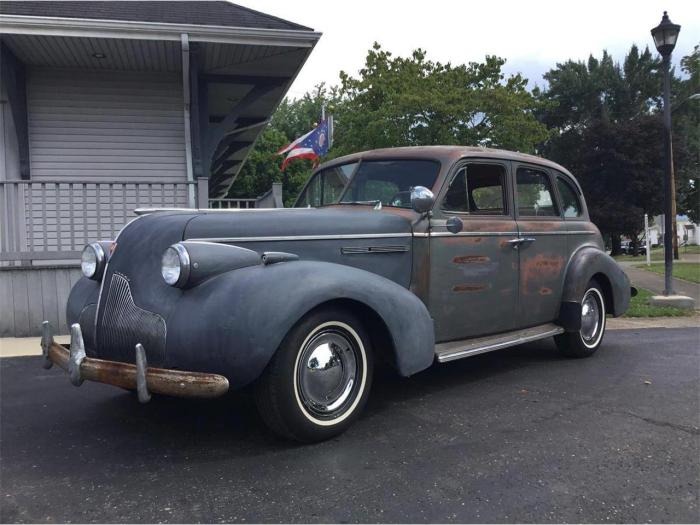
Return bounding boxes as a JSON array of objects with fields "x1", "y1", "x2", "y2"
[
  {"x1": 555, "y1": 279, "x2": 607, "y2": 358},
  {"x1": 255, "y1": 307, "x2": 374, "y2": 442}
]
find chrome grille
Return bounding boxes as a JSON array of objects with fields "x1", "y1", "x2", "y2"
[{"x1": 99, "y1": 273, "x2": 166, "y2": 364}]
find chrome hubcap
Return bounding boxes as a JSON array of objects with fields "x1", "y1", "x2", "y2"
[
  {"x1": 297, "y1": 327, "x2": 360, "y2": 419},
  {"x1": 581, "y1": 290, "x2": 602, "y2": 343}
]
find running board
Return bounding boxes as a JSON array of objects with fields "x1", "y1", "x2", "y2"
[{"x1": 435, "y1": 323, "x2": 565, "y2": 363}]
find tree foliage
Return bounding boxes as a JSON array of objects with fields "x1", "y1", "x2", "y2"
[
  {"x1": 537, "y1": 44, "x2": 699, "y2": 252},
  {"x1": 229, "y1": 42, "x2": 699, "y2": 233},
  {"x1": 333, "y1": 44, "x2": 549, "y2": 155},
  {"x1": 675, "y1": 45, "x2": 700, "y2": 224},
  {"x1": 229, "y1": 44, "x2": 550, "y2": 203}
]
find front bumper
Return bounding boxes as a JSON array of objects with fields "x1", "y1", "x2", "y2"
[{"x1": 41, "y1": 321, "x2": 229, "y2": 402}]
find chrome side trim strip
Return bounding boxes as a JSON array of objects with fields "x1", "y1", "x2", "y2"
[
  {"x1": 188, "y1": 230, "x2": 595, "y2": 243},
  {"x1": 425, "y1": 230, "x2": 595, "y2": 238},
  {"x1": 522, "y1": 230, "x2": 595, "y2": 236},
  {"x1": 188, "y1": 233, "x2": 413, "y2": 243},
  {"x1": 428, "y1": 231, "x2": 519, "y2": 237},
  {"x1": 341, "y1": 245, "x2": 409, "y2": 255},
  {"x1": 435, "y1": 324, "x2": 565, "y2": 363}
]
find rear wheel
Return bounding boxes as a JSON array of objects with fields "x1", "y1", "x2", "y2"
[
  {"x1": 255, "y1": 307, "x2": 373, "y2": 442},
  {"x1": 555, "y1": 280, "x2": 607, "y2": 357}
]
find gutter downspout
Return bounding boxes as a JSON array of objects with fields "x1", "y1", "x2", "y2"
[{"x1": 181, "y1": 33, "x2": 195, "y2": 208}]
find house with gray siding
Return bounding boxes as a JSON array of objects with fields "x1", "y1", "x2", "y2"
[{"x1": 0, "y1": 1, "x2": 320, "y2": 336}]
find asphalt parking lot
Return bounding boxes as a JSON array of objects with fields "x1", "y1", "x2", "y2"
[{"x1": 1, "y1": 328, "x2": 698, "y2": 523}]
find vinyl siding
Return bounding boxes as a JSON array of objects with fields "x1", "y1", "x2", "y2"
[
  {"x1": 27, "y1": 68, "x2": 187, "y2": 182},
  {"x1": 18, "y1": 68, "x2": 191, "y2": 253},
  {"x1": 0, "y1": 266, "x2": 82, "y2": 337}
]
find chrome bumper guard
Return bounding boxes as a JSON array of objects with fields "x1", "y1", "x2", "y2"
[{"x1": 40, "y1": 321, "x2": 229, "y2": 402}]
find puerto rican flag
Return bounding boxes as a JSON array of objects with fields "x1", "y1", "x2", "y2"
[{"x1": 277, "y1": 118, "x2": 331, "y2": 171}]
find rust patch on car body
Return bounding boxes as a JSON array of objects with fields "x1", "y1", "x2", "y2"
[
  {"x1": 521, "y1": 254, "x2": 565, "y2": 295},
  {"x1": 453, "y1": 255, "x2": 490, "y2": 264},
  {"x1": 453, "y1": 283, "x2": 488, "y2": 293},
  {"x1": 539, "y1": 287, "x2": 553, "y2": 295}
]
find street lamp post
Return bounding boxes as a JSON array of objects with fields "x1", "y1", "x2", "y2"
[{"x1": 651, "y1": 11, "x2": 681, "y2": 296}]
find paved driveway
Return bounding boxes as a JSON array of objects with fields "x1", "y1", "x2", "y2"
[{"x1": 1, "y1": 328, "x2": 698, "y2": 523}]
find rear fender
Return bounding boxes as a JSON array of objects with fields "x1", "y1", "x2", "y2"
[
  {"x1": 558, "y1": 247, "x2": 632, "y2": 331},
  {"x1": 166, "y1": 260, "x2": 435, "y2": 387}
]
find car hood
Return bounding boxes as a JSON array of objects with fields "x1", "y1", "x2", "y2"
[{"x1": 183, "y1": 206, "x2": 415, "y2": 240}]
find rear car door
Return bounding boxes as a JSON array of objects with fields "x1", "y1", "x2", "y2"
[
  {"x1": 429, "y1": 160, "x2": 519, "y2": 342},
  {"x1": 513, "y1": 163, "x2": 567, "y2": 327}
]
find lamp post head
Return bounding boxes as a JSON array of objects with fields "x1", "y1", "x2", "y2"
[{"x1": 651, "y1": 11, "x2": 681, "y2": 57}]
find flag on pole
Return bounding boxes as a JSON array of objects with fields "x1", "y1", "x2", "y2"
[{"x1": 277, "y1": 117, "x2": 332, "y2": 171}]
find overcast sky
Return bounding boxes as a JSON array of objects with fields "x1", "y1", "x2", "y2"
[{"x1": 236, "y1": 0, "x2": 699, "y2": 98}]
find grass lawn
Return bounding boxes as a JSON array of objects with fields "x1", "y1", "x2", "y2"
[
  {"x1": 634, "y1": 262, "x2": 700, "y2": 284},
  {"x1": 623, "y1": 287, "x2": 697, "y2": 317},
  {"x1": 613, "y1": 245, "x2": 700, "y2": 263}
]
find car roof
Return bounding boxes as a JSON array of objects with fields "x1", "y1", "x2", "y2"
[{"x1": 316, "y1": 146, "x2": 575, "y2": 178}]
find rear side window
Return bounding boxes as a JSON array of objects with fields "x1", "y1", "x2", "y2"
[
  {"x1": 556, "y1": 176, "x2": 582, "y2": 218},
  {"x1": 442, "y1": 164, "x2": 507, "y2": 215},
  {"x1": 516, "y1": 168, "x2": 558, "y2": 217}
]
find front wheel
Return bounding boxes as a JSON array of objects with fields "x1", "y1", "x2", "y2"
[
  {"x1": 255, "y1": 307, "x2": 373, "y2": 442},
  {"x1": 555, "y1": 280, "x2": 607, "y2": 358}
]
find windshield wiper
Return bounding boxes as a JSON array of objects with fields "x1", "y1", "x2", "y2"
[
  {"x1": 342, "y1": 200, "x2": 383, "y2": 210},
  {"x1": 341, "y1": 200, "x2": 382, "y2": 206}
]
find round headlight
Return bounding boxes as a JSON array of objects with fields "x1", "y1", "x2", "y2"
[
  {"x1": 81, "y1": 243, "x2": 105, "y2": 280},
  {"x1": 161, "y1": 244, "x2": 190, "y2": 287}
]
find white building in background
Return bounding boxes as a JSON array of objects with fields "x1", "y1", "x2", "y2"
[{"x1": 648, "y1": 215, "x2": 700, "y2": 246}]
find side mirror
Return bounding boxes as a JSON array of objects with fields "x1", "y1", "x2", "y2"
[{"x1": 410, "y1": 186, "x2": 434, "y2": 214}]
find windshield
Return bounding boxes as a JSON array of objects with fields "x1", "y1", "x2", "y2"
[{"x1": 339, "y1": 160, "x2": 441, "y2": 208}]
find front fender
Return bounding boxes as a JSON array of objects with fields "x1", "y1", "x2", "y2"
[
  {"x1": 558, "y1": 247, "x2": 631, "y2": 330},
  {"x1": 166, "y1": 260, "x2": 435, "y2": 387}
]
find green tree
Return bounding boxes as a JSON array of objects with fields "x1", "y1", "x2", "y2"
[
  {"x1": 675, "y1": 46, "x2": 700, "y2": 224},
  {"x1": 334, "y1": 44, "x2": 549, "y2": 155},
  {"x1": 228, "y1": 86, "x2": 335, "y2": 206},
  {"x1": 231, "y1": 43, "x2": 551, "y2": 204},
  {"x1": 537, "y1": 45, "x2": 677, "y2": 253}
]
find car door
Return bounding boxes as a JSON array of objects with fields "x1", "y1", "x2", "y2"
[
  {"x1": 429, "y1": 160, "x2": 519, "y2": 342},
  {"x1": 513, "y1": 163, "x2": 568, "y2": 327}
]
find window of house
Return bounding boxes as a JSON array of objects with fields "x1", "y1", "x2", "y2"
[
  {"x1": 556, "y1": 176, "x2": 582, "y2": 218},
  {"x1": 295, "y1": 163, "x2": 357, "y2": 207},
  {"x1": 516, "y1": 168, "x2": 559, "y2": 217},
  {"x1": 442, "y1": 164, "x2": 506, "y2": 215}
]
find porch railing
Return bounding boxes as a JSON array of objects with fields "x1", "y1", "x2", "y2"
[
  {"x1": 208, "y1": 198, "x2": 257, "y2": 209},
  {"x1": 0, "y1": 178, "x2": 277, "y2": 265}
]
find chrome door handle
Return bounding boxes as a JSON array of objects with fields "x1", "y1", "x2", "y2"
[
  {"x1": 508, "y1": 237, "x2": 536, "y2": 248},
  {"x1": 508, "y1": 238, "x2": 525, "y2": 247}
]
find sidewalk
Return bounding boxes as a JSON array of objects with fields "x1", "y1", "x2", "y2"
[
  {"x1": 620, "y1": 262, "x2": 700, "y2": 305},
  {"x1": 0, "y1": 335, "x2": 69, "y2": 358}
]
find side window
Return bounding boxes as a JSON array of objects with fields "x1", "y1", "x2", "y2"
[
  {"x1": 516, "y1": 167, "x2": 559, "y2": 217},
  {"x1": 442, "y1": 164, "x2": 506, "y2": 215},
  {"x1": 556, "y1": 176, "x2": 582, "y2": 218},
  {"x1": 295, "y1": 163, "x2": 357, "y2": 207},
  {"x1": 442, "y1": 168, "x2": 469, "y2": 212}
]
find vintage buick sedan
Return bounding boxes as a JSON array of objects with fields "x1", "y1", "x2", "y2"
[{"x1": 42, "y1": 146, "x2": 634, "y2": 442}]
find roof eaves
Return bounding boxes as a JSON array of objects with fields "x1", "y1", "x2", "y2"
[{"x1": 0, "y1": 14, "x2": 322, "y2": 46}]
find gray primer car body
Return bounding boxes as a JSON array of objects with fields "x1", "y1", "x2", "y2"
[{"x1": 66, "y1": 146, "x2": 632, "y2": 388}]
